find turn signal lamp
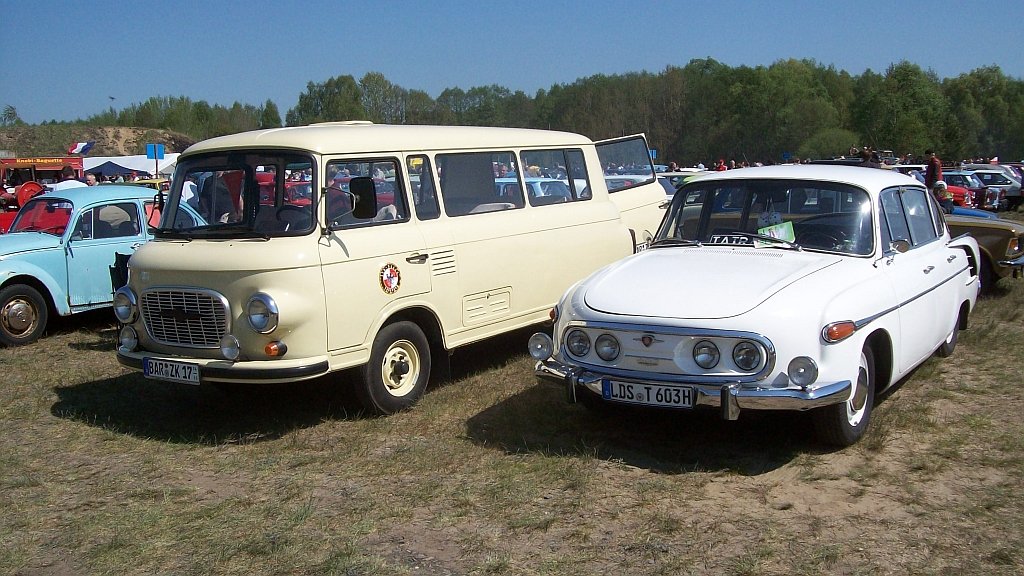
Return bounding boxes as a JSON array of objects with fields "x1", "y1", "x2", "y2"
[
  {"x1": 823, "y1": 321, "x2": 856, "y2": 343},
  {"x1": 264, "y1": 341, "x2": 288, "y2": 357}
]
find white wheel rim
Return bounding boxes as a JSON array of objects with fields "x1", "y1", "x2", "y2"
[
  {"x1": 379, "y1": 339, "x2": 420, "y2": 397},
  {"x1": 846, "y1": 351, "x2": 870, "y2": 427}
]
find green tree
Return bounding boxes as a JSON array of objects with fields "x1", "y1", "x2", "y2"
[
  {"x1": 2, "y1": 104, "x2": 22, "y2": 126},
  {"x1": 259, "y1": 99, "x2": 282, "y2": 129},
  {"x1": 286, "y1": 75, "x2": 365, "y2": 126}
]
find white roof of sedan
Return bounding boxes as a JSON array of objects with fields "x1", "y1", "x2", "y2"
[
  {"x1": 691, "y1": 164, "x2": 922, "y2": 190},
  {"x1": 183, "y1": 122, "x2": 594, "y2": 156}
]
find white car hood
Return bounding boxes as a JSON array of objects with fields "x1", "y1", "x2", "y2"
[{"x1": 582, "y1": 246, "x2": 843, "y2": 320}]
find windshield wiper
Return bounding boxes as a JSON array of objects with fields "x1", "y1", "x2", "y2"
[
  {"x1": 729, "y1": 232, "x2": 802, "y2": 250},
  {"x1": 649, "y1": 238, "x2": 703, "y2": 248}
]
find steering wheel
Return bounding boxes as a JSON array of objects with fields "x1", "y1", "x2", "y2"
[
  {"x1": 797, "y1": 230, "x2": 844, "y2": 250},
  {"x1": 276, "y1": 205, "x2": 311, "y2": 231}
]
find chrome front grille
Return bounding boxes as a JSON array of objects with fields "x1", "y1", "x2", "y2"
[{"x1": 141, "y1": 289, "x2": 229, "y2": 348}]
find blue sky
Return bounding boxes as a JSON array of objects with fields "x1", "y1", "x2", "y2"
[{"x1": 3, "y1": 0, "x2": 1023, "y2": 125}]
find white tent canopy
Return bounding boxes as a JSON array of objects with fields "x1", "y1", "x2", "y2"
[{"x1": 84, "y1": 154, "x2": 179, "y2": 177}]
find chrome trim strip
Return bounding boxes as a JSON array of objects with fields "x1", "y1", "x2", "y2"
[{"x1": 854, "y1": 263, "x2": 971, "y2": 330}]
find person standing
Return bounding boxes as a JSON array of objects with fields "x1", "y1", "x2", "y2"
[
  {"x1": 49, "y1": 166, "x2": 87, "y2": 191},
  {"x1": 925, "y1": 149, "x2": 942, "y2": 190},
  {"x1": 85, "y1": 172, "x2": 100, "y2": 186}
]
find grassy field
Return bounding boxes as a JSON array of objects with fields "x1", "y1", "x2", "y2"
[{"x1": 3, "y1": 247, "x2": 1024, "y2": 574}]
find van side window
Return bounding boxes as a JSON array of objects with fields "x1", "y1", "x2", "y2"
[
  {"x1": 520, "y1": 149, "x2": 591, "y2": 206},
  {"x1": 326, "y1": 159, "x2": 407, "y2": 228},
  {"x1": 436, "y1": 151, "x2": 523, "y2": 217},
  {"x1": 407, "y1": 155, "x2": 439, "y2": 220}
]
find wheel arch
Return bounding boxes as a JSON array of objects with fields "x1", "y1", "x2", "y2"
[
  {"x1": 381, "y1": 305, "x2": 449, "y2": 381},
  {"x1": 863, "y1": 329, "x2": 893, "y2": 392},
  {"x1": 1, "y1": 274, "x2": 59, "y2": 319}
]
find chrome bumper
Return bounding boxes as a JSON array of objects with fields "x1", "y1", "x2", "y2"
[
  {"x1": 998, "y1": 253, "x2": 1024, "y2": 269},
  {"x1": 535, "y1": 358, "x2": 851, "y2": 421}
]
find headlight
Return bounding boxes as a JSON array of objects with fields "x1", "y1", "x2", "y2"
[
  {"x1": 220, "y1": 334, "x2": 240, "y2": 361},
  {"x1": 788, "y1": 356, "x2": 818, "y2": 386},
  {"x1": 595, "y1": 334, "x2": 620, "y2": 361},
  {"x1": 732, "y1": 341, "x2": 761, "y2": 371},
  {"x1": 117, "y1": 326, "x2": 138, "y2": 352},
  {"x1": 566, "y1": 329, "x2": 591, "y2": 357},
  {"x1": 113, "y1": 288, "x2": 137, "y2": 323},
  {"x1": 246, "y1": 293, "x2": 279, "y2": 333},
  {"x1": 693, "y1": 340, "x2": 720, "y2": 369}
]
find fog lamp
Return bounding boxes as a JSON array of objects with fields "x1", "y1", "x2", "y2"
[
  {"x1": 118, "y1": 326, "x2": 138, "y2": 353},
  {"x1": 220, "y1": 334, "x2": 241, "y2": 361},
  {"x1": 528, "y1": 333, "x2": 554, "y2": 360},
  {"x1": 788, "y1": 356, "x2": 818, "y2": 387}
]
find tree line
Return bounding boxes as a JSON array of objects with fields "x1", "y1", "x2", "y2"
[{"x1": 3, "y1": 58, "x2": 1023, "y2": 164}]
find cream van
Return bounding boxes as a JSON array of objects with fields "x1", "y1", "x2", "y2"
[{"x1": 114, "y1": 123, "x2": 665, "y2": 413}]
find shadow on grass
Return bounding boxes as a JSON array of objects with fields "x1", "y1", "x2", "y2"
[
  {"x1": 51, "y1": 372, "x2": 367, "y2": 445},
  {"x1": 466, "y1": 380, "x2": 830, "y2": 476}
]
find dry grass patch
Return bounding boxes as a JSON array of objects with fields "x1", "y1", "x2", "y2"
[{"x1": 2, "y1": 283, "x2": 1024, "y2": 574}]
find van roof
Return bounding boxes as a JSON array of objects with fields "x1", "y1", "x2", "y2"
[{"x1": 183, "y1": 123, "x2": 594, "y2": 157}]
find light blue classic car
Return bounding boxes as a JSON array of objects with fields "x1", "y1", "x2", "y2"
[{"x1": 0, "y1": 185, "x2": 204, "y2": 346}]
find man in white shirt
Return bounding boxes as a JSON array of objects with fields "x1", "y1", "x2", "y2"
[{"x1": 49, "y1": 166, "x2": 87, "y2": 191}]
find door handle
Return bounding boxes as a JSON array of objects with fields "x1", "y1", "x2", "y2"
[
  {"x1": 406, "y1": 253, "x2": 429, "y2": 264},
  {"x1": 923, "y1": 265, "x2": 935, "y2": 274},
  {"x1": 947, "y1": 254, "x2": 956, "y2": 263},
  {"x1": 131, "y1": 242, "x2": 144, "y2": 250}
]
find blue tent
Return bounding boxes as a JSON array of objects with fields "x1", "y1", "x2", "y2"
[{"x1": 88, "y1": 161, "x2": 138, "y2": 177}]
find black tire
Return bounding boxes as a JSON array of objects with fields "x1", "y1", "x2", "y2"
[
  {"x1": 356, "y1": 321, "x2": 431, "y2": 414},
  {"x1": 936, "y1": 310, "x2": 960, "y2": 358},
  {"x1": 979, "y1": 257, "x2": 999, "y2": 294},
  {"x1": 0, "y1": 284, "x2": 49, "y2": 347},
  {"x1": 813, "y1": 346, "x2": 875, "y2": 447}
]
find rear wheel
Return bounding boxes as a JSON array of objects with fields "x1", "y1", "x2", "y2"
[
  {"x1": 356, "y1": 321, "x2": 431, "y2": 414},
  {"x1": 936, "y1": 310, "x2": 961, "y2": 358},
  {"x1": 0, "y1": 284, "x2": 48, "y2": 347},
  {"x1": 813, "y1": 346, "x2": 875, "y2": 446}
]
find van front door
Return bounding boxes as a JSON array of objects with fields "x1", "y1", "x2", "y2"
[{"x1": 320, "y1": 159, "x2": 431, "y2": 352}]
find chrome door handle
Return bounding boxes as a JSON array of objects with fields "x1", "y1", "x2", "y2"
[
  {"x1": 947, "y1": 254, "x2": 957, "y2": 262},
  {"x1": 923, "y1": 265, "x2": 935, "y2": 274},
  {"x1": 406, "y1": 253, "x2": 429, "y2": 264}
]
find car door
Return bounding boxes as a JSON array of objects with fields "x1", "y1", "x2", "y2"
[
  {"x1": 879, "y1": 187, "x2": 951, "y2": 372},
  {"x1": 65, "y1": 200, "x2": 146, "y2": 308}
]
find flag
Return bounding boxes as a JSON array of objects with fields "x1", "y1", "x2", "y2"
[{"x1": 68, "y1": 141, "x2": 95, "y2": 154}]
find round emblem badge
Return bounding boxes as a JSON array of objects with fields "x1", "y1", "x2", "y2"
[{"x1": 379, "y1": 263, "x2": 401, "y2": 294}]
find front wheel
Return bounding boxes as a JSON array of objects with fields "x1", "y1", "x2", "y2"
[
  {"x1": 356, "y1": 321, "x2": 431, "y2": 414},
  {"x1": 812, "y1": 346, "x2": 875, "y2": 447},
  {"x1": 0, "y1": 284, "x2": 49, "y2": 347}
]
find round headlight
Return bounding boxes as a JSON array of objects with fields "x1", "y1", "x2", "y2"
[
  {"x1": 788, "y1": 356, "x2": 819, "y2": 387},
  {"x1": 566, "y1": 329, "x2": 591, "y2": 357},
  {"x1": 732, "y1": 341, "x2": 762, "y2": 371},
  {"x1": 595, "y1": 334, "x2": 620, "y2": 361},
  {"x1": 693, "y1": 340, "x2": 720, "y2": 369},
  {"x1": 113, "y1": 288, "x2": 137, "y2": 324},
  {"x1": 220, "y1": 334, "x2": 241, "y2": 361},
  {"x1": 528, "y1": 333, "x2": 554, "y2": 360},
  {"x1": 246, "y1": 293, "x2": 279, "y2": 334},
  {"x1": 117, "y1": 326, "x2": 138, "y2": 353}
]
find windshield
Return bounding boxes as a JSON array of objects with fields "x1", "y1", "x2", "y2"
[
  {"x1": 158, "y1": 151, "x2": 315, "y2": 237},
  {"x1": 658, "y1": 178, "x2": 874, "y2": 255},
  {"x1": 10, "y1": 197, "x2": 74, "y2": 235}
]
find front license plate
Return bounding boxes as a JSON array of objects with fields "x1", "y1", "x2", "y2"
[
  {"x1": 602, "y1": 379, "x2": 694, "y2": 408},
  {"x1": 144, "y1": 358, "x2": 200, "y2": 385}
]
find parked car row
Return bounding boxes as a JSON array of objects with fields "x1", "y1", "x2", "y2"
[{"x1": 2, "y1": 124, "x2": 1022, "y2": 451}]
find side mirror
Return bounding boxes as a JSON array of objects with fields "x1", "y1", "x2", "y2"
[
  {"x1": 890, "y1": 239, "x2": 911, "y2": 253},
  {"x1": 350, "y1": 177, "x2": 378, "y2": 219}
]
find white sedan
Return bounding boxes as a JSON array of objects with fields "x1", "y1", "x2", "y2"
[{"x1": 530, "y1": 165, "x2": 981, "y2": 446}]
